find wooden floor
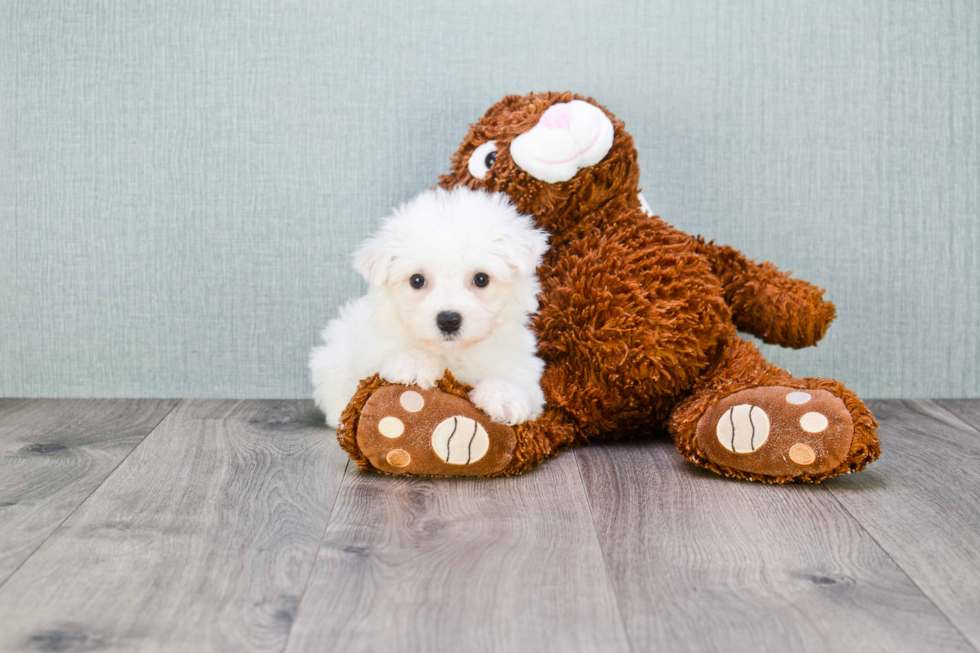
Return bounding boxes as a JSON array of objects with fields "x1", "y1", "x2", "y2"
[{"x1": 0, "y1": 399, "x2": 978, "y2": 652}]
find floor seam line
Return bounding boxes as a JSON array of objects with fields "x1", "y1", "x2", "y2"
[
  {"x1": 0, "y1": 398, "x2": 184, "y2": 591},
  {"x1": 914, "y1": 398, "x2": 980, "y2": 438},
  {"x1": 573, "y1": 449, "x2": 637, "y2": 653},
  {"x1": 279, "y1": 457, "x2": 352, "y2": 653}
]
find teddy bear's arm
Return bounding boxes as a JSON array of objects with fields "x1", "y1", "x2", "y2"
[{"x1": 694, "y1": 238, "x2": 837, "y2": 349}]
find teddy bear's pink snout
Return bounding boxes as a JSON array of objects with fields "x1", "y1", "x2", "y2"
[{"x1": 538, "y1": 103, "x2": 574, "y2": 131}]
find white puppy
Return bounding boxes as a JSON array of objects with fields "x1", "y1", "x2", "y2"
[{"x1": 310, "y1": 187, "x2": 549, "y2": 428}]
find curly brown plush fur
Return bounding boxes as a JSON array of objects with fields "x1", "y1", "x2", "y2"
[{"x1": 338, "y1": 91, "x2": 879, "y2": 483}]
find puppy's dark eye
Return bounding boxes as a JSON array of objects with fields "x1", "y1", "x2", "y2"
[
  {"x1": 484, "y1": 150, "x2": 497, "y2": 169},
  {"x1": 410, "y1": 274, "x2": 426, "y2": 289},
  {"x1": 473, "y1": 272, "x2": 489, "y2": 288}
]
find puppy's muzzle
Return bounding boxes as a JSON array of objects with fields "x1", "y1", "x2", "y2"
[{"x1": 436, "y1": 311, "x2": 462, "y2": 336}]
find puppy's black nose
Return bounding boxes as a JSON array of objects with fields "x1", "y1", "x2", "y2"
[{"x1": 436, "y1": 311, "x2": 462, "y2": 334}]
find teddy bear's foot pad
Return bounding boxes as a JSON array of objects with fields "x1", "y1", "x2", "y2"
[
  {"x1": 695, "y1": 386, "x2": 854, "y2": 479},
  {"x1": 356, "y1": 385, "x2": 517, "y2": 476}
]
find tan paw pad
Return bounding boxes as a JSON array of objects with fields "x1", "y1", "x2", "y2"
[
  {"x1": 716, "y1": 404, "x2": 770, "y2": 453},
  {"x1": 378, "y1": 416, "x2": 404, "y2": 438},
  {"x1": 789, "y1": 443, "x2": 817, "y2": 465},
  {"x1": 386, "y1": 449, "x2": 411, "y2": 467},
  {"x1": 800, "y1": 412, "x2": 829, "y2": 433},
  {"x1": 786, "y1": 391, "x2": 812, "y2": 405},
  {"x1": 399, "y1": 390, "x2": 425, "y2": 412},
  {"x1": 431, "y1": 416, "x2": 489, "y2": 465}
]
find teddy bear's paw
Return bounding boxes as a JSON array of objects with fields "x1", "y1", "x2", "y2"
[
  {"x1": 354, "y1": 384, "x2": 517, "y2": 476},
  {"x1": 695, "y1": 386, "x2": 854, "y2": 480}
]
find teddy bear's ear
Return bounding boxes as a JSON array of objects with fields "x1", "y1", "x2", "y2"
[{"x1": 353, "y1": 232, "x2": 395, "y2": 287}]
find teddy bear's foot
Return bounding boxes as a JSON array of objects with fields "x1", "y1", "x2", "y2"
[
  {"x1": 694, "y1": 386, "x2": 859, "y2": 481},
  {"x1": 353, "y1": 384, "x2": 517, "y2": 476}
]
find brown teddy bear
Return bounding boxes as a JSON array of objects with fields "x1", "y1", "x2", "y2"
[{"x1": 335, "y1": 91, "x2": 880, "y2": 483}]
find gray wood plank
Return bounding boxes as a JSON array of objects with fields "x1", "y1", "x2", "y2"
[
  {"x1": 284, "y1": 454, "x2": 632, "y2": 653},
  {"x1": 0, "y1": 399, "x2": 348, "y2": 653},
  {"x1": 576, "y1": 437, "x2": 974, "y2": 653},
  {"x1": 827, "y1": 399, "x2": 980, "y2": 650},
  {"x1": 0, "y1": 398, "x2": 178, "y2": 584}
]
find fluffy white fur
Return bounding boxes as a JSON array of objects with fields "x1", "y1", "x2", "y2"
[{"x1": 310, "y1": 187, "x2": 549, "y2": 428}]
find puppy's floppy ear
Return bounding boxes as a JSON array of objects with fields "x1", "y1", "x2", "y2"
[
  {"x1": 496, "y1": 218, "x2": 550, "y2": 277},
  {"x1": 353, "y1": 232, "x2": 395, "y2": 287}
]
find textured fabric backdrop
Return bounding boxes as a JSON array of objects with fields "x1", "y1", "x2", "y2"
[{"x1": 1, "y1": 1, "x2": 977, "y2": 399}]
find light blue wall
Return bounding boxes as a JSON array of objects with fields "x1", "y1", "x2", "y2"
[{"x1": 1, "y1": 0, "x2": 977, "y2": 399}]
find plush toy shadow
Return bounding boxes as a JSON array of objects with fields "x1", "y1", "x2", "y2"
[{"x1": 335, "y1": 91, "x2": 880, "y2": 483}]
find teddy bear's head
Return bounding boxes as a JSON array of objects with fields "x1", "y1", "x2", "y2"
[{"x1": 439, "y1": 92, "x2": 642, "y2": 234}]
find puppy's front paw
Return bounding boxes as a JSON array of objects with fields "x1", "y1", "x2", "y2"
[
  {"x1": 469, "y1": 379, "x2": 543, "y2": 425},
  {"x1": 380, "y1": 351, "x2": 443, "y2": 389}
]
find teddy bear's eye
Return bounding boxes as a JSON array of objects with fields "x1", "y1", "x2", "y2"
[
  {"x1": 473, "y1": 272, "x2": 489, "y2": 288},
  {"x1": 410, "y1": 274, "x2": 426, "y2": 289},
  {"x1": 467, "y1": 141, "x2": 497, "y2": 180}
]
